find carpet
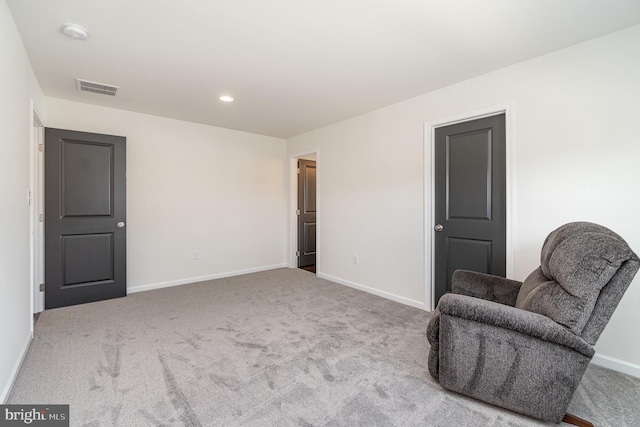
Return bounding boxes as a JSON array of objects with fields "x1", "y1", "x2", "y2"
[{"x1": 8, "y1": 268, "x2": 640, "y2": 426}]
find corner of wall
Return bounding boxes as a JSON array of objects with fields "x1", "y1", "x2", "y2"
[{"x1": 0, "y1": 333, "x2": 31, "y2": 403}]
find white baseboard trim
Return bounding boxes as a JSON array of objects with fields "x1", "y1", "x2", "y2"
[
  {"x1": 317, "y1": 272, "x2": 426, "y2": 310},
  {"x1": 128, "y1": 263, "x2": 288, "y2": 294},
  {"x1": 1, "y1": 332, "x2": 32, "y2": 403},
  {"x1": 591, "y1": 353, "x2": 640, "y2": 378}
]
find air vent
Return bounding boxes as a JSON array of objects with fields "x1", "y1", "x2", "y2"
[{"x1": 76, "y1": 78, "x2": 119, "y2": 96}]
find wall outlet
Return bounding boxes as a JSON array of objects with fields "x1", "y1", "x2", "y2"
[
  {"x1": 193, "y1": 250, "x2": 199, "y2": 261},
  {"x1": 353, "y1": 254, "x2": 359, "y2": 264}
]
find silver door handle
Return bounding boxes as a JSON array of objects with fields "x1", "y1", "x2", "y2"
[
  {"x1": 434, "y1": 224, "x2": 443, "y2": 232},
  {"x1": 117, "y1": 221, "x2": 125, "y2": 228}
]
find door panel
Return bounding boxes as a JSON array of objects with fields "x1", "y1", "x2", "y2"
[
  {"x1": 447, "y1": 130, "x2": 492, "y2": 220},
  {"x1": 298, "y1": 159, "x2": 316, "y2": 268},
  {"x1": 447, "y1": 238, "x2": 492, "y2": 277},
  {"x1": 62, "y1": 140, "x2": 113, "y2": 216},
  {"x1": 434, "y1": 115, "x2": 506, "y2": 305},
  {"x1": 61, "y1": 233, "x2": 114, "y2": 286},
  {"x1": 45, "y1": 128, "x2": 126, "y2": 309},
  {"x1": 302, "y1": 223, "x2": 316, "y2": 256}
]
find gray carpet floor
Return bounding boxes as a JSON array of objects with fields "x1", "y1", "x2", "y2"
[{"x1": 8, "y1": 268, "x2": 640, "y2": 426}]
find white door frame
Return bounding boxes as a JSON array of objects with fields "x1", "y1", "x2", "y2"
[
  {"x1": 424, "y1": 103, "x2": 515, "y2": 311},
  {"x1": 29, "y1": 101, "x2": 45, "y2": 324},
  {"x1": 288, "y1": 149, "x2": 319, "y2": 270}
]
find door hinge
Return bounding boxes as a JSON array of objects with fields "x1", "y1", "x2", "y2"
[
  {"x1": 39, "y1": 283, "x2": 45, "y2": 292},
  {"x1": 38, "y1": 143, "x2": 43, "y2": 152},
  {"x1": 39, "y1": 214, "x2": 44, "y2": 222},
  {"x1": 297, "y1": 168, "x2": 300, "y2": 174},
  {"x1": 295, "y1": 251, "x2": 300, "y2": 257},
  {"x1": 296, "y1": 209, "x2": 301, "y2": 215}
]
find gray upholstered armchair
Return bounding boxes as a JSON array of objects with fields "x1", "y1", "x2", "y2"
[{"x1": 426, "y1": 222, "x2": 639, "y2": 424}]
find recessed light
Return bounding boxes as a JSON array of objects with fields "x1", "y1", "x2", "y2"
[
  {"x1": 62, "y1": 23, "x2": 89, "y2": 40},
  {"x1": 219, "y1": 95, "x2": 234, "y2": 102}
]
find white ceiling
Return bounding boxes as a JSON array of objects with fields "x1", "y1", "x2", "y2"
[{"x1": 7, "y1": 0, "x2": 640, "y2": 139}]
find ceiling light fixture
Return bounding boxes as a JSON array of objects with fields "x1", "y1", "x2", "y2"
[
  {"x1": 219, "y1": 95, "x2": 234, "y2": 102},
  {"x1": 62, "y1": 23, "x2": 89, "y2": 40}
]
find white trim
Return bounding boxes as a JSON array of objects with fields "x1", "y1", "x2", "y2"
[
  {"x1": 29, "y1": 102, "x2": 45, "y2": 332},
  {"x1": 127, "y1": 263, "x2": 288, "y2": 294},
  {"x1": 591, "y1": 353, "x2": 640, "y2": 379},
  {"x1": 288, "y1": 149, "x2": 319, "y2": 271},
  {"x1": 424, "y1": 103, "x2": 515, "y2": 311},
  {"x1": 1, "y1": 332, "x2": 31, "y2": 403},
  {"x1": 288, "y1": 157, "x2": 298, "y2": 268},
  {"x1": 318, "y1": 272, "x2": 425, "y2": 310}
]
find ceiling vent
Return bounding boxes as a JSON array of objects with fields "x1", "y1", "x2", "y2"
[{"x1": 76, "y1": 78, "x2": 119, "y2": 96}]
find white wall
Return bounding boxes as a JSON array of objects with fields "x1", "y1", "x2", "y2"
[
  {"x1": 0, "y1": 0, "x2": 44, "y2": 402},
  {"x1": 288, "y1": 25, "x2": 640, "y2": 369},
  {"x1": 44, "y1": 98, "x2": 287, "y2": 292}
]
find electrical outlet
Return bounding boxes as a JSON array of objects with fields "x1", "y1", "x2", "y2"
[
  {"x1": 193, "y1": 250, "x2": 199, "y2": 261},
  {"x1": 353, "y1": 254, "x2": 359, "y2": 264}
]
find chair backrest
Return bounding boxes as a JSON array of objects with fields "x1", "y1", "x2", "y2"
[{"x1": 515, "y1": 222, "x2": 639, "y2": 344}]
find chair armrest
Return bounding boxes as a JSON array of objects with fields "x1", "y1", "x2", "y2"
[
  {"x1": 451, "y1": 270, "x2": 522, "y2": 306},
  {"x1": 438, "y1": 293, "x2": 594, "y2": 357}
]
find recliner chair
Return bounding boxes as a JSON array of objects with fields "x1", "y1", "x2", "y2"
[{"x1": 426, "y1": 222, "x2": 639, "y2": 424}]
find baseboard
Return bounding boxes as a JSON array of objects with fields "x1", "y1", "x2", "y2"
[
  {"x1": 317, "y1": 272, "x2": 425, "y2": 310},
  {"x1": 591, "y1": 353, "x2": 640, "y2": 378},
  {"x1": 1, "y1": 332, "x2": 32, "y2": 403},
  {"x1": 127, "y1": 263, "x2": 288, "y2": 294}
]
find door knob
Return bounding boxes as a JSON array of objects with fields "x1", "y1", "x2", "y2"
[
  {"x1": 117, "y1": 221, "x2": 125, "y2": 228},
  {"x1": 434, "y1": 224, "x2": 443, "y2": 232}
]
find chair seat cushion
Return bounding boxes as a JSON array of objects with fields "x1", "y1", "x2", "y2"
[{"x1": 516, "y1": 223, "x2": 634, "y2": 334}]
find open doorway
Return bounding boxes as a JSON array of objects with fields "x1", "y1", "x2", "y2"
[
  {"x1": 297, "y1": 156, "x2": 316, "y2": 273},
  {"x1": 290, "y1": 151, "x2": 318, "y2": 274}
]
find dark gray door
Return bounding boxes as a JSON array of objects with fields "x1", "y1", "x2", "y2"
[
  {"x1": 45, "y1": 128, "x2": 126, "y2": 309},
  {"x1": 297, "y1": 159, "x2": 316, "y2": 268},
  {"x1": 434, "y1": 114, "x2": 506, "y2": 305}
]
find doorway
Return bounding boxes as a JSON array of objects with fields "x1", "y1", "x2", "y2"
[
  {"x1": 290, "y1": 151, "x2": 318, "y2": 274},
  {"x1": 297, "y1": 158, "x2": 316, "y2": 273},
  {"x1": 426, "y1": 106, "x2": 514, "y2": 310}
]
